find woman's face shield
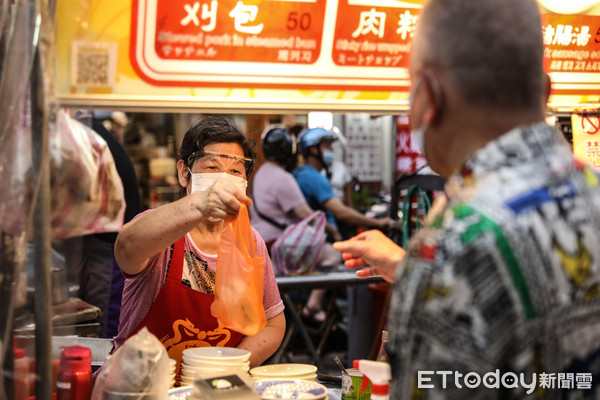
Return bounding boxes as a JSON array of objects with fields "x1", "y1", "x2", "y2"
[{"x1": 187, "y1": 150, "x2": 255, "y2": 179}]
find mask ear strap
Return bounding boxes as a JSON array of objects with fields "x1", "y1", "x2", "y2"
[
  {"x1": 411, "y1": 69, "x2": 441, "y2": 131},
  {"x1": 314, "y1": 146, "x2": 331, "y2": 178},
  {"x1": 184, "y1": 167, "x2": 192, "y2": 196},
  {"x1": 321, "y1": 151, "x2": 332, "y2": 179},
  {"x1": 422, "y1": 69, "x2": 443, "y2": 114}
]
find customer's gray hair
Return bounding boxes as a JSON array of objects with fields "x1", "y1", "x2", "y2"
[{"x1": 418, "y1": 0, "x2": 545, "y2": 110}]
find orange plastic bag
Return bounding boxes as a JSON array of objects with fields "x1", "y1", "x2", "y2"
[{"x1": 211, "y1": 204, "x2": 267, "y2": 336}]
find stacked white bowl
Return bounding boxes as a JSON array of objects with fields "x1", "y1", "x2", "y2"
[
  {"x1": 249, "y1": 363, "x2": 318, "y2": 381},
  {"x1": 168, "y1": 358, "x2": 176, "y2": 388},
  {"x1": 180, "y1": 347, "x2": 251, "y2": 387}
]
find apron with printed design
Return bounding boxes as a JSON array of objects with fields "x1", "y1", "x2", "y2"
[{"x1": 131, "y1": 237, "x2": 244, "y2": 385}]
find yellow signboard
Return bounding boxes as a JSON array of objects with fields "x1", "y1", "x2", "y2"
[
  {"x1": 56, "y1": 0, "x2": 417, "y2": 112},
  {"x1": 55, "y1": 0, "x2": 600, "y2": 112}
]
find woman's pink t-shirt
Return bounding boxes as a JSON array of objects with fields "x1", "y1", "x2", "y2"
[{"x1": 113, "y1": 210, "x2": 284, "y2": 349}]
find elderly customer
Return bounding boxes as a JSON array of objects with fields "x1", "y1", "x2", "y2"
[
  {"x1": 113, "y1": 116, "x2": 285, "y2": 379},
  {"x1": 335, "y1": 0, "x2": 600, "y2": 398}
]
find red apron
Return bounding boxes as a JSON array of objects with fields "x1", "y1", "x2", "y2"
[{"x1": 131, "y1": 237, "x2": 243, "y2": 385}]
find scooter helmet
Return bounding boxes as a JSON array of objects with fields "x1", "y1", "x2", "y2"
[
  {"x1": 297, "y1": 128, "x2": 337, "y2": 158},
  {"x1": 261, "y1": 126, "x2": 295, "y2": 163}
]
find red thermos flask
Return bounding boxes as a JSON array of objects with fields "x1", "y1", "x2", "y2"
[{"x1": 57, "y1": 346, "x2": 92, "y2": 400}]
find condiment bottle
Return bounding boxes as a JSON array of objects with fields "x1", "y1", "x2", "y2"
[
  {"x1": 13, "y1": 339, "x2": 30, "y2": 400},
  {"x1": 376, "y1": 330, "x2": 389, "y2": 363},
  {"x1": 57, "y1": 346, "x2": 92, "y2": 400},
  {"x1": 354, "y1": 360, "x2": 391, "y2": 400}
]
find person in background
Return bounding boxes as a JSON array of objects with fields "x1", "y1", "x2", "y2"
[
  {"x1": 102, "y1": 111, "x2": 128, "y2": 142},
  {"x1": 251, "y1": 125, "x2": 343, "y2": 250},
  {"x1": 113, "y1": 116, "x2": 285, "y2": 374},
  {"x1": 250, "y1": 125, "x2": 342, "y2": 322},
  {"x1": 328, "y1": 127, "x2": 354, "y2": 209},
  {"x1": 327, "y1": 158, "x2": 353, "y2": 206},
  {"x1": 294, "y1": 128, "x2": 389, "y2": 236},
  {"x1": 293, "y1": 127, "x2": 389, "y2": 321},
  {"x1": 334, "y1": 0, "x2": 600, "y2": 397},
  {"x1": 59, "y1": 111, "x2": 142, "y2": 338},
  {"x1": 326, "y1": 126, "x2": 355, "y2": 239}
]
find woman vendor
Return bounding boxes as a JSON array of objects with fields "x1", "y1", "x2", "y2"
[{"x1": 112, "y1": 116, "x2": 286, "y2": 376}]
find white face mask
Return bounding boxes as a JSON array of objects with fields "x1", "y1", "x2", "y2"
[
  {"x1": 189, "y1": 172, "x2": 248, "y2": 195},
  {"x1": 411, "y1": 123, "x2": 427, "y2": 155},
  {"x1": 409, "y1": 75, "x2": 427, "y2": 155}
]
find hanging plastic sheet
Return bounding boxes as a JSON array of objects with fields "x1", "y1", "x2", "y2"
[
  {"x1": 0, "y1": 0, "x2": 36, "y2": 237},
  {"x1": 0, "y1": 1, "x2": 38, "y2": 400},
  {"x1": 50, "y1": 109, "x2": 126, "y2": 239}
]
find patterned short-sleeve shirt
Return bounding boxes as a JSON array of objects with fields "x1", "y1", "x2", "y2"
[{"x1": 388, "y1": 123, "x2": 600, "y2": 399}]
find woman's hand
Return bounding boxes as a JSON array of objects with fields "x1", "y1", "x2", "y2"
[
  {"x1": 333, "y1": 230, "x2": 405, "y2": 283},
  {"x1": 193, "y1": 177, "x2": 253, "y2": 221}
]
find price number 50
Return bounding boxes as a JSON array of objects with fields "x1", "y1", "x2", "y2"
[{"x1": 287, "y1": 12, "x2": 311, "y2": 30}]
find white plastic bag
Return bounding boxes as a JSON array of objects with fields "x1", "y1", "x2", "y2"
[
  {"x1": 270, "y1": 210, "x2": 326, "y2": 276},
  {"x1": 50, "y1": 110, "x2": 125, "y2": 239},
  {"x1": 91, "y1": 328, "x2": 170, "y2": 400}
]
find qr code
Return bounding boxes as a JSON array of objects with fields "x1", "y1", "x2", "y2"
[{"x1": 71, "y1": 42, "x2": 117, "y2": 88}]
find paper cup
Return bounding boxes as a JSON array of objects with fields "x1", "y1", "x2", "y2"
[{"x1": 341, "y1": 368, "x2": 371, "y2": 400}]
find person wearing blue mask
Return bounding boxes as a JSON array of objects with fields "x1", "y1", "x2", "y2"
[
  {"x1": 293, "y1": 128, "x2": 390, "y2": 322},
  {"x1": 294, "y1": 127, "x2": 390, "y2": 238}
]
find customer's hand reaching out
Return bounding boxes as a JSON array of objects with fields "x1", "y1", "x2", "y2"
[{"x1": 333, "y1": 230, "x2": 405, "y2": 283}]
